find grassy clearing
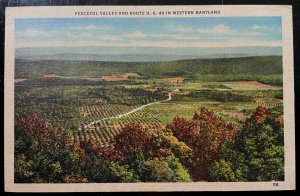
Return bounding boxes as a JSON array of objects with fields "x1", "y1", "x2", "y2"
[{"x1": 191, "y1": 74, "x2": 282, "y2": 86}]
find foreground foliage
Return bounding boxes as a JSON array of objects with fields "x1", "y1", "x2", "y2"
[
  {"x1": 15, "y1": 106, "x2": 284, "y2": 182},
  {"x1": 209, "y1": 106, "x2": 284, "y2": 181}
]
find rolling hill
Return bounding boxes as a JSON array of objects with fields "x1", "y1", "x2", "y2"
[{"x1": 15, "y1": 56, "x2": 282, "y2": 79}]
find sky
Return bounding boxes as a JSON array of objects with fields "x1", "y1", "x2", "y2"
[{"x1": 15, "y1": 17, "x2": 282, "y2": 50}]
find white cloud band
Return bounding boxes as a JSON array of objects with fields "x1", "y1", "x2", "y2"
[
  {"x1": 16, "y1": 39, "x2": 282, "y2": 48},
  {"x1": 17, "y1": 29, "x2": 57, "y2": 37}
]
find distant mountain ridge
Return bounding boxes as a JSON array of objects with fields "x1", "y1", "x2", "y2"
[
  {"x1": 15, "y1": 46, "x2": 282, "y2": 62},
  {"x1": 15, "y1": 56, "x2": 282, "y2": 80},
  {"x1": 16, "y1": 52, "x2": 279, "y2": 62}
]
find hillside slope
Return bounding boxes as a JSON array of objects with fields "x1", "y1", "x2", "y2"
[{"x1": 15, "y1": 56, "x2": 282, "y2": 79}]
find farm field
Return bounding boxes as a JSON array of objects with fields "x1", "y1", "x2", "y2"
[{"x1": 15, "y1": 56, "x2": 283, "y2": 147}]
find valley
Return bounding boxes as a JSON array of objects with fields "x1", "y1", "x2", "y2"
[{"x1": 14, "y1": 55, "x2": 284, "y2": 182}]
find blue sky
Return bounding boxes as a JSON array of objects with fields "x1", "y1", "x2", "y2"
[{"x1": 15, "y1": 17, "x2": 282, "y2": 49}]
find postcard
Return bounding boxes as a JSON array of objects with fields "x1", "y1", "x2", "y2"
[{"x1": 4, "y1": 5, "x2": 295, "y2": 192}]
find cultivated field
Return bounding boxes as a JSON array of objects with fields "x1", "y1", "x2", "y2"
[{"x1": 15, "y1": 56, "x2": 283, "y2": 147}]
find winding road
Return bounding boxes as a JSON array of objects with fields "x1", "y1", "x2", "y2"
[{"x1": 85, "y1": 92, "x2": 172, "y2": 128}]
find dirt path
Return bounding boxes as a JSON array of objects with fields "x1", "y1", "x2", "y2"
[{"x1": 85, "y1": 92, "x2": 172, "y2": 127}]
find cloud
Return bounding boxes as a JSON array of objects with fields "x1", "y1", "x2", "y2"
[
  {"x1": 167, "y1": 24, "x2": 194, "y2": 33},
  {"x1": 67, "y1": 32, "x2": 93, "y2": 38},
  {"x1": 69, "y1": 25, "x2": 113, "y2": 31},
  {"x1": 16, "y1": 41, "x2": 120, "y2": 48},
  {"x1": 17, "y1": 29, "x2": 57, "y2": 37},
  {"x1": 16, "y1": 39, "x2": 282, "y2": 48},
  {"x1": 252, "y1": 24, "x2": 267, "y2": 30},
  {"x1": 124, "y1": 31, "x2": 168, "y2": 38},
  {"x1": 66, "y1": 32, "x2": 122, "y2": 41},
  {"x1": 241, "y1": 32, "x2": 268, "y2": 36},
  {"x1": 124, "y1": 31, "x2": 200, "y2": 40},
  {"x1": 174, "y1": 26, "x2": 193, "y2": 33},
  {"x1": 124, "y1": 31, "x2": 147, "y2": 38},
  {"x1": 197, "y1": 24, "x2": 234, "y2": 35},
  {"x1": 126, "y1": 40, "x2": 282, "y2": 48},
  {"x1": 197, "y1": 24, "x2": 268, "y2": 36},
  {"x1": 102, "y1": 35, "x2": 122, "y2": 41}
]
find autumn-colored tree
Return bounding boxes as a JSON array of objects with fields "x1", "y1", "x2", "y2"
[
  {"x1": 114, "y1": 124, "x2": 149, "y2": 157},
  {"x1": 79, "y1": 139, "x2": 120, "y2": 161},
  {"x1": 15, "y1": 113, "x2": 86, "y2": 183},
  {"x1": 193, "y1": 108, "x2": 241, "y2": 180},
  {"x1": 114, "y1": 125, "x2": 193, "y2": 182},
  {"x1": 80, "y1": 139, "x2": 100, "y2": 156},
  {"x1": 15, "y1": 113, "x2": 69, "y2": 148},
  {"x1": 167, "y1": 108, "x2": 241, "y2": 181},
  {"x1": 114, "y1": 124, "x2": 193, "y2": 167},
  {"x1": 244, "y1": 106, "x2": 267, "y2": 128},
  {"x1": 143, "y1": 129, "x2": 193, "y2": 166},
  {"x1": 166, "y1": 117, "x2": 198, "y2": 145},
  {"x1": 209, "y1": 106, "x2": 284, "y2": 181}
]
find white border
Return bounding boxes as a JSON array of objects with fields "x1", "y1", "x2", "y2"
[{"x1": 5, "y1": 5, "x2": 295, "y2": 192}]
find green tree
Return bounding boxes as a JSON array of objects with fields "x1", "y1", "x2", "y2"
[
  {"x1": 209, "y1": 106, "x2": 284, "y2": 181},
  {"x1": 141, "y1": 156, "x2": 192, "y2": 182},
  {"x1": 165, "y1": 156, "x2": 192, "y2": 182},
  {"x1": 15, "y1": 154, "x2": 34, "y2": 183},
  {"x1": 144, "y1": 129, "x2": 193, "y2": 166},
  {"x1": 124, "y1": 150, "x2": 147, "y2": 182},
  {"x1": 109, "y1": 162, "x2": 138, "y2": 183},
  {"x1": 209, "y1": 159, "x2": 239, "y2": 182},
  {"x1": 82, "y1": 154, "x2": 137, "y2": 183},
  {"x1": 144, "y1": 158, "x2": 175, "y2": 182},
  {"x1": 15, "y1": 113, "x2": 85, "y2": 183}
]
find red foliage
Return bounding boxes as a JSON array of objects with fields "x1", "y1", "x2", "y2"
[
  {"x1": 114, "y1": 124, "x2": 149, "y2": 157},
  {"x1": 98, "y1": 146, "x2": 121, "y2": 161},
  {"x1": 244, "y1": 106, "x2": 267, "y2": 128},
  {"x1": 79, "y1": 139, "x2": 121, "y2": 161},
  {"x1": 167, "y1": 108, "x2": 241, "y2": 181},
  {"x1": 80, "y1": 139, "x2": 99, "y2": 155},
  {"x1": 71, "y1": 142, "x2": 86, "y2": 158},
  {"x1": 15, "y1": 113, "x2": 67, "y2": 148},
  {"x1": 16, "y1": 113, "x2": 123, "y2": 161},
  {"x1": 166, "y1": 117, "x2": 198, "y2": 145}
]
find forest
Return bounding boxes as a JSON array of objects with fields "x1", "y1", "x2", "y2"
[{"x1": 15, "y1": 56, "x2": 282, "y2": 85}]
